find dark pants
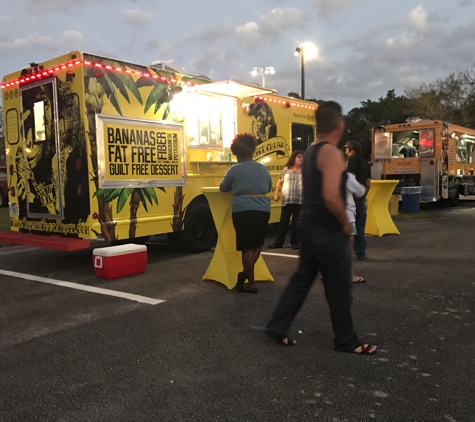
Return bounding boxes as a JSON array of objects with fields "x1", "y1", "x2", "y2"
[
  {"x1": 266, "y1": 219, "x2": 360, "y2": 351},
  {"x1": 354, "y1": 197, "x2": 367, "y2": 258},
  {"x1": 273, "y1": 203, "x2": 300, "y2": 247}
]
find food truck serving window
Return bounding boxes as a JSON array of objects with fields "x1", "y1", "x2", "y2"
[
  {"x1": 188, "y1": 93, "x2": 236, "y2": 148},
  {"x1": 418, "y1": 129, "x2": 435, "y2": 157},
  {"x1": 33, "y1": 101, "x2": 46, "y2": 142},
  {"x1": 198, "y1": 94, "x2": 221, "y2": 146},
  {"x1": 456, "y1": 136, "x2": 475, "y2": 164},
  {"x1": 374, "y1": 131, "x2": 391, "y2": 159}
]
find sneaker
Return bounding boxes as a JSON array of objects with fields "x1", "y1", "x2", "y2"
[
  {"x1": 356, "y1": 255, "x2": 369, "y2": 261},
  {"x1": 291, "y1": 244, "x2": 300, "y2": 250},
  {"x1": 268, "y1": 244, "x2": 283, "y2": 249}
]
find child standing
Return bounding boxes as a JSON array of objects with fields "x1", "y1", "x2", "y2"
[{"x1": 346, "y1": 171, "x2": 366, "y2": 283}]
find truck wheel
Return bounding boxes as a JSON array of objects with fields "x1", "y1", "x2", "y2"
[{"x1": 167, "y1": 200, "x2": 217, "y2": 253}]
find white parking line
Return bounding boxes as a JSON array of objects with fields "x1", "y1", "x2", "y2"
[{"x1": 0, "y1": 269, "x2": 165, "y2": 305}]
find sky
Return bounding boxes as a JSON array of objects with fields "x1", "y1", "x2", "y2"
[{"x1": 1, "y1": 0, "x2": 475, "y2": 112}]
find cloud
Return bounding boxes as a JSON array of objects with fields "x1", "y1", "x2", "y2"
[
  {"x1": 0, "y1": 30, "x2": 84, "y2": 54},
  {"x1": 299, "y1": 8, "x2": 475, "y2": 110},
  {"x1": 186, "y1": 47, "x2": 245, "y2": 80},
  {"x1": 146, "y1": 38, "x2": 172, "y2": 55},
  {"x1": 234, "y1": 8, "x2": 306, "y2": 49},
  {"x1": 408, "y1": 5, "x2": 429, "y2": 31},
  {"x1": 26, "y1": 0, "x2": 101, "y2": 13},
  {"x1": 259, "y1": 8, "x2": 306, "y2": 37},
  {"x1": 236, "y1": 21, "x2": 259, "y2": 35},
  {"x1": 62, "y1": 30, "x2": 85, "y2": 44},
  {"x1": 193, "y1": 22, "x2": 236, "y2": 43},
  {"x1": 122, "y1": 9, "x2": 154, "y2": 25},
  {"x1": 311, "y1": 0, "x2": 360, "y2": 17},
  {"x1": 235, "y1": 21, "x2": 260, "y2": 48}
]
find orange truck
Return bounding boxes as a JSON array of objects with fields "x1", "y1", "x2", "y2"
[
  {"x1": 371, "y1": 119, "x2": 475, "y2": 205},
  {"x1": 0, "y1": 51, "x2": 316, "y2": 251}
]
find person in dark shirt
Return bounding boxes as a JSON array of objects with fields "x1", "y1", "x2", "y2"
[
  {"x1": 346, "y1": 141, "x2": 371, "y2": 261},
  {"x1": 265, "y1": 101, "x2": 377, "y2": 355},
  {"x1": 400, "y1": 140, "x2": 417, "y2": 157}
]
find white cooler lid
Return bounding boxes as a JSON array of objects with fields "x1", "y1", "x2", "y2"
[{"x1": 93, "y1": 243, "x2": 147, "y2": 257}]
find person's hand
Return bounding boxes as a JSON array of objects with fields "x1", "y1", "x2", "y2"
[
  {"x1": 342, "y1": 221, "x2": 353, "y2": 237},
  {"x1": 273, "y1": 194, "x2": 279, "y2": 201}
]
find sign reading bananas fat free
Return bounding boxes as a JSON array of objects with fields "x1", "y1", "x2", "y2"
[{"x1": 96, "y1": 114, "x2": 186, "y2": 188}]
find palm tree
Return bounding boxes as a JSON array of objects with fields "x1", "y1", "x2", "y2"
[{"x1": 93, "y1": 187, "x2": 163, "y2": 239}]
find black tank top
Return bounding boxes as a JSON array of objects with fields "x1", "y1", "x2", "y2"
[{"x1": 300, "y1": 142, "x2": 347, "y2": 229}]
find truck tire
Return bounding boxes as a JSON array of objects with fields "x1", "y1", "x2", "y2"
[{"x1": 167, "y1": 200, "x2": 217, "y2": 253}]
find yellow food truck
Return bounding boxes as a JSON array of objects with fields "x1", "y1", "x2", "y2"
[
  {"x1": 371, "y1": 118, "x2": 475, "y2": 205},
  {"x1": 0, "y1": 51, "x2": 316, "y2": 251}
]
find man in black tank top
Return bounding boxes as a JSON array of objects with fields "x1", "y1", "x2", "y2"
[{"x1": 265, "y1": 101, "x2": 377, "y2": 355}]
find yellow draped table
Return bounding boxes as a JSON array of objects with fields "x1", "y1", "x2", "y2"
[
  {"x1": 202, "y1": 187, "x2": 274, "y2": 289},
  {"x1": 365, "y1": 180, "x2": 400, "y2": 237}
]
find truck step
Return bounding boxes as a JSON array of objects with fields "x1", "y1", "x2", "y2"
[{"x1": 0, "y1": 232, "x2": 90, "y2": 251}]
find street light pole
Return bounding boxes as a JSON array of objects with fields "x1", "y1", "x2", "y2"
[
  {"x1": 295, "y1": 46, "x2": 305, "y2": 99},
  {"x1": 300, "y1": 47, "x2": 305, "y2": 100},
  {"x1": 251, "y1": 66, "x2": 275, "y2": 87}
]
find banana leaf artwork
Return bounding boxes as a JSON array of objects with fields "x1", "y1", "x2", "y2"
[
  {"x1": 137, "y1": 72, "x2": 207, "y2": 118},
  {"x1": 85, "y1": 59, "x2": 143, "y2": 116},
  {"x1": 94, "y1": 187, "x2": 165, "y2": 239}
]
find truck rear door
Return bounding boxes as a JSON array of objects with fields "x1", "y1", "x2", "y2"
[{"x1": 21, "y1": 79, "x2": 63, "y2": 219}]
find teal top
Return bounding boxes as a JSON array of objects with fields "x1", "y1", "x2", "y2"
[{"x1": 219, "y1": 160, "x2": 272, "y2": 213}]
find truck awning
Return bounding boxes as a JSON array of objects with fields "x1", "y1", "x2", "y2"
[{"x1": 191, "y1": 80, "x2": 276, "y2": 98}]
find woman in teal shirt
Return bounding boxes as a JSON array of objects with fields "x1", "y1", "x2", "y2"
[{"x1": 219, "y1": 133, "x2": 272, "y2": 293}]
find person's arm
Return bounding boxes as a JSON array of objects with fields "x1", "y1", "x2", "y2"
[
  {"x1": 273, "y1": 179, "x2": 283, "y2": 201},
  {"x1": 219, "y1": 167, "x2": 234, "y2": 192},
  {"x1": 318, "y1": 145, "x2": 352, "y2": 236},
  {"x1": 364, "y1": 178, "x2": 371, "y2": 195},
  {"x1": 347, "y1": 172, "x2": 365, "y2": 199},
  {"x1": 273, "y1": 168, "x2": 286, "y2": 200}
]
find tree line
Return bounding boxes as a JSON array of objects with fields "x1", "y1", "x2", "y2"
[{"x1": 290, "y1": 68, "x2": 475, "y2": 160}]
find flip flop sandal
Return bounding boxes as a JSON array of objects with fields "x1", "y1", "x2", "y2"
[
  {"x1": 279, "y1": 337, "x2": 297, "y2": 346},
  {"x1": 265, "y1": 330, "x2": 297, "y2": 346},
  {"x1": 336, "y1": 342, "x2": 377, "y2": 355},
  {"x1": 352, "y1": 277, "x2": 366, "y2": 283}
]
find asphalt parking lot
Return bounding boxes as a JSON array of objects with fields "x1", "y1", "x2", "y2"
[{"x1": 1, "y1": 201, "x2": 475, "y2": 422}]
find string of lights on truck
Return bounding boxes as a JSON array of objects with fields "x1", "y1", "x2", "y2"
[
  {"x1": 1, "y1": 59, "x2": 318, "y2": 110},
  {"x1": 254, "y1": 96, "x2": 318, "y2": 110},
  {"x1": 0, "y1": 59, "x2": 195, "y2": 89}
]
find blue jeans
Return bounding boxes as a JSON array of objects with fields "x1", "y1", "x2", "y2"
[
  {"x1": 266, "y1": 219, "x2": 360, "y2": 351},
  {"x1": 272, "y1": 203, "x2": 300, "y2": 246},
  {"x1": 354, "y1": 197, "x2": 367, "y2": 258}
]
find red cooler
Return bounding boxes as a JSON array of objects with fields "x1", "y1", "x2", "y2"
[{"x1": 93, "y1": 244, "x2": 147, "y2": 279}]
